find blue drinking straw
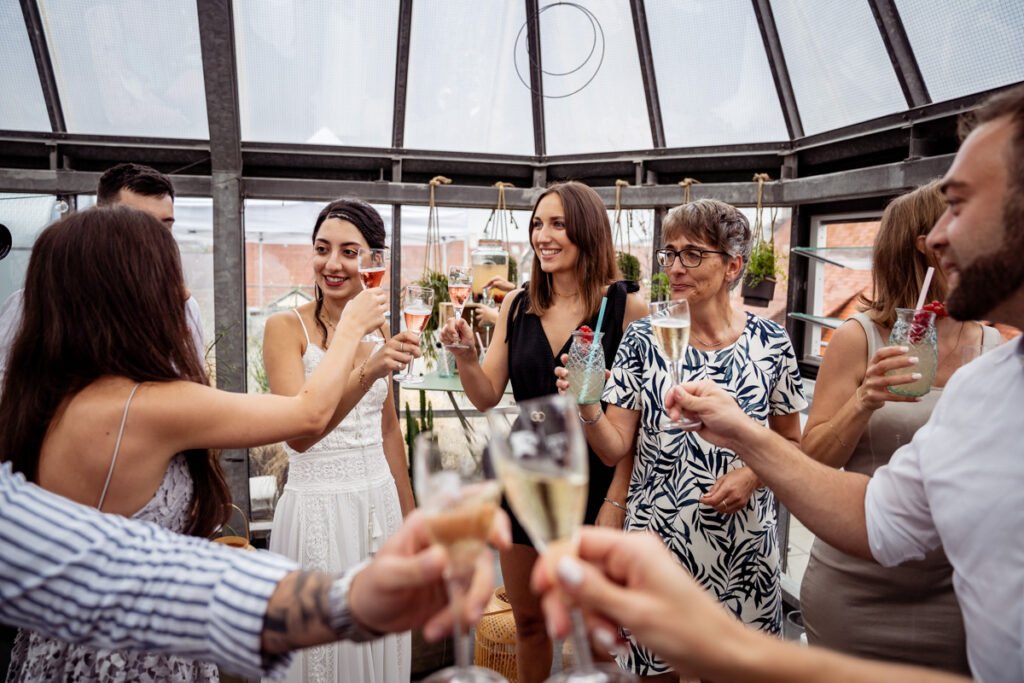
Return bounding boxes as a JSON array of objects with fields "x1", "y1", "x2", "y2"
[{"x1": 578, "y1": 295, "x2": 609, "y2": 399}]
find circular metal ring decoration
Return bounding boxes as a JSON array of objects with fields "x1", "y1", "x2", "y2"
[
  {"x1": 514, "y1": 2, "x2": 606, "y2": 99},
  {"x1": 0, "y1": 224, "x2": 11, "y2": 261}
]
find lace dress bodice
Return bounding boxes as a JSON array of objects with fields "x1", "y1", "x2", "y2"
[{"x1": 287, "y1": 343, "x2": 387, "y2": 455}]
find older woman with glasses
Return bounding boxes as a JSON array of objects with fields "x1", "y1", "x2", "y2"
[{"x1": 559, "y1": 199, "x2": 806, "y2": 682}]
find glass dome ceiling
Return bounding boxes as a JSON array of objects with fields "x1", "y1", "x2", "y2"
[{"x1": 2, "y1": 0, "x2": 1021, "y2": 155}]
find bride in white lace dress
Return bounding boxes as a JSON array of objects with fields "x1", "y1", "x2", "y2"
[{"x1": 262, "y1": 200, "x2": 419, "y2": 683}]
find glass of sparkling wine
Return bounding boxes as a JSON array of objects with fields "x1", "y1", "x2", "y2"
[
  {"x1": 395, "y1": 285, "x2": 434, "y2": 384},
  {"x1": 487, "y1": 396, "x2": 637, "y2": 683},
  {"x1": 649, "y1": 300, "x2": 701, "y2": 431},
  {"x1": 357, "y1": 247, "x2": 388, "y2": 342},
  {"x1": 414, "y1": 431, "x2": 507, "y2": 683},
  {"x1": 445, "y1": 265, "x2": 473, "y2": 350}
]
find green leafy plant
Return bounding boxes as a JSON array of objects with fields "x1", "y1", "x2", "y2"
[
  {"x1": 744, "y1": 239, "x2": 780, "y2": 288},
  {"x1": 507, "y1": 255, "x2": 518, "y2": 287},
  {"x1": 650, "y1": 272, "x2": 670, "y2": 302},
  {"x1": 413, "y1": 270, "x2": 450, "y2": 362},
  {"x1": 404, "y1": 390, "x2": 434, "y2": 500},
  {"x1": 617, "y1": 251, "x2": 641, "y2": 282}
]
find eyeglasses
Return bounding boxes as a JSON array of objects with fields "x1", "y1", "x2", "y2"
[{"x1": 656, "y1": 247, "x2": 729, "y2": 269}]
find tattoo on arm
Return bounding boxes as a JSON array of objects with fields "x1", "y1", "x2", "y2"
[{"x1": 260, "y1": 570, "x2": 338, "y2": 655}]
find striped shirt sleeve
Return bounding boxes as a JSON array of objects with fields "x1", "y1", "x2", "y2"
[{"x1": 0, "y1": 463, "x2": 297, "y2": 679}]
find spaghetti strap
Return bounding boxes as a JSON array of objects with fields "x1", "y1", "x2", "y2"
[
  {"x1": 291, "y1": 308, "x2": 311, "y2": 346},
  {"x1": 97, "y1": 382, "x2": 142, "y2": 511}
]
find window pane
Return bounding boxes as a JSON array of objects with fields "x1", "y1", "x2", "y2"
[
  {"x1": 535, "y1": 0, "x2": 652, "y2": 155},
  {"x1": 770, "y1": 0, "x2": 906, "y2": 135},
  {"x1": 36, "y1": 0, "x2": 208, "y2": 138},
  {"x1": 235, "y1": 1, "x2": 398, "y2": 146},
  {"x1": 646, "y1": 0, "x2": 788, "y2": 146},
  {"x1": 0, "y1": 5, "x2": 50, "y2": 132},
  {"x1": 404, "y1": 0, "x2": 533, "y2": 154},
  {"x1": 896, "y1": 0, "x2": 1024, "y2": 103},
  {"x1": 0, "y1": 194, "x2": 59, "y2": 304}
]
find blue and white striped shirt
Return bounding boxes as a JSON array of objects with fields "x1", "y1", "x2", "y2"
[{"x1": 0, "y1": 463, "x2": 297, "y2": 679}]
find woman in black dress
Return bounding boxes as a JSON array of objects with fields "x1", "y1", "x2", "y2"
[{"x1": 441, "y1": 181, "x2": 646, "y2": 682}]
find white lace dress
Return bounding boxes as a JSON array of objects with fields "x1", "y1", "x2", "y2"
[
  {"x1": 7, "y1": 454, "x2": 219, "y2": 683},
  {"x1": 267, "y1": 336, "x2": 409, "y2": 683}
]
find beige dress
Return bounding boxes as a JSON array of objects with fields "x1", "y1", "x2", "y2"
[{"x1": 800, "y1": 313, "x2": 997, "y2": 674}]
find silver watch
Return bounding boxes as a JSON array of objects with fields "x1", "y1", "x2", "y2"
[{"x1": 327, "y1": 563, "x2": 380, "y2": 643}]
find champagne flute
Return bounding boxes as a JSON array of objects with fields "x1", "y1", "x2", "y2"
[
  {"x1": 358, "y1": 248, "x2": 388, "y2": 342},
  {"x1": 395, "y1": 285, "x2": 434, "y2": 384},
  {"x1": 649, "y1": 300, "x2": 701, "y2": 431},
  {"x1": 487, "y1": 396, "x2": 637, "y2": 683},
  {"x1": 414, "y1": 431, "x2": 507, "y2": 683},
  {"x1": 445, "y1": 265, "x2": 473, "y2": 350}
]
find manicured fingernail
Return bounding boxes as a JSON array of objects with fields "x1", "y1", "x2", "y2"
[
  {"x1": 898, "y1": 346, "x2": 909, "y2": 353},
  {"x1": 557, "y1": 556, "x2": 584, "y2": 587},
  {"x1": 594, "y1": 627, "x2": 617, "y2": 653},
  {"x1": 907, "y1": 356, "x2": 919, "y2": 365},
  {"x1": 911, "y1": 373, "x2": 922, "y2": 380}
]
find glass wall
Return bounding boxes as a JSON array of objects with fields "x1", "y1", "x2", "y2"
[{"x1": 0, "y1": 194, "x2": 60, "y2": 304}]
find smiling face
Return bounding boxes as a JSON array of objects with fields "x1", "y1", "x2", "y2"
[
  {"x1": 927, "y1": 115, "x2": 1024, "y2": 323},
  {"x1": 312, "y1": 218, "x2": 370, "y2": 302},
  {"x1": 530, "y1": 192, "x2": 580, "y2": 275}
]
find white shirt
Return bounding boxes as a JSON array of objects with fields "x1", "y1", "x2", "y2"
[
  {"x1": 0, "y1": 463, "x2": 295, "y2": 679},
  {"x1": 866, "y1": 337, "x2": 1024, "y2": 683},
  {"x1": 0, "y1": 289, "x2": 206, "y2": 390}
]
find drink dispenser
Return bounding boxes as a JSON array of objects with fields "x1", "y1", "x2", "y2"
[{"x1": 471, "y1": 240, "x2": 509, "y2": 304}]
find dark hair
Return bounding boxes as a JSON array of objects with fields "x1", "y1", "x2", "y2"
[
  {"x1": 527, "y1": 181, "x2": 619, "y2": 318},
  {"x1": 0, "y1": 206, "x2": 229, "y2": 537},
  {"x1": 97, "y1": 163, "x2": 176, "y2": 204},
  {"x1": 860, "y1": 180, "x2": 947, "y2": 327},
  {"x1": 662, "y1": 199, "x2": 752, "y2": 291},
  {"x1": 963, "y1": 85, "x2": 1024, "y2": 222},
  {"x1": 311, "y1": 199, "x2": 387, "y2": 348}
]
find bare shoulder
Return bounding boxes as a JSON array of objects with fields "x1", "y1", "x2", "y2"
[
  {"x1": 622, "y1": 291, "x2": 647, "y2": 326},
  {"x1": 817, "y1": 317, "x2": 871, "y2": 384}
]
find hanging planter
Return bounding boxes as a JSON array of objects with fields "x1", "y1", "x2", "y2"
[
  {"x1": 742, "y1": 173, "x2": 780, "y2": 307},
  {"x1": 612, "y1": 179, "x2": 642, "y2": 284}
]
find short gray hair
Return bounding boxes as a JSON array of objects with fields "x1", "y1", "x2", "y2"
[{"x1": 662, "y1": 199, "x2": 753, "y2": 290}]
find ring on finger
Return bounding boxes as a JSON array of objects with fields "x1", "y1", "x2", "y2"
[{"x1": 400, "y1": 342, "x2": 405, "y2": 353}]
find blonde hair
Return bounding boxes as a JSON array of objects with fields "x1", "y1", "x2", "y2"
[{"x1": 860, "y1": 180, "x2": 948, "y2": 327}]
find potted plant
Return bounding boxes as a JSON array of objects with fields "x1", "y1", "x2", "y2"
[
  {"x1": 742, "y1": 239, "x2": 779, "y2": 307},
  {"x1": 650, "y1": 272, "x2": 670, "y2": 302},
  {"x1": 412, "y1": 270, "x2": 450, "y2": 365},
  {"x1": 617, "y1": 251, "x2": 641, "y2": 283}
]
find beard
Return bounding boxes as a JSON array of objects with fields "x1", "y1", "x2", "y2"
[{"x1": 947, "y1": 188, "x2": 1024, "y2": 321}]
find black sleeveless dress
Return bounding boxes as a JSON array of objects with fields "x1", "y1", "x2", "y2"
[{"x1": 504, "y1": 280, "x2": 639, "y2": 546}]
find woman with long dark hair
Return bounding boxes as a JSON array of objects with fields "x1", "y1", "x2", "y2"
[
  {"x1": 261, "y1": 199, "x2": 419, "y2": 683},
  {"x1": 441, "y1": 181, "x2": 647, "y2": 682},
  {"x1": 0, "y1": 206, "x2": 385, "y2": 682}
]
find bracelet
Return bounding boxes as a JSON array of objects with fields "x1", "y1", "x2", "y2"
[
  {"x1": 603, "y1": 498, "x2": 627, "y2": 511},
  {"x1": 358, "y1": 358, "x2": 372, "y2": 392},
  {"x1": 578, "y1": 408, "x2": 603, "y2": 425}
]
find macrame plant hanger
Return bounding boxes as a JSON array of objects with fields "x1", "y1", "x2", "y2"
[
  {"x1": 424, "y1": 175, "x2": 451, "y2": 278},
  {"x1": 752, "y1": 173, "x2": 778, "y2": 253}
]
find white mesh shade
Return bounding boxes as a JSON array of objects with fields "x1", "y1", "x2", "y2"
[
  {"x1": 0, "y1": 3, "x2": 51, "y2": 132},
  {"x1": 646, "y1": 0, "x2": 788, "y2": 146},
  {"x1": 234, "y1": 0, "x2": 399, "y2": 146},
  {"x1": 36, "y1": 0, "x2": 209, "y2": 138},
  {"x1": 896, "y1": 0, "x2": 1024, "y2": 103},
  {"x1": 770, "y1": 0, "x2": 906, "y2": 135},
  {"x1": 404, "y1": 0, "x2": 534, "y2": 154}
]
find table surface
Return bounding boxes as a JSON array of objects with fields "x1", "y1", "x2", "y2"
[{"x1": 407, "y1": 370, "x2": 512, "y2": 395}]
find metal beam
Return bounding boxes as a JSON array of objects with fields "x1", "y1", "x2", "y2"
[
  {"x1": 750, "y1": 0, "x2": 803, "y2": 139},
  {"x1": 197, "y1": 0, "x2": 248, "y2": 515},
  {"x1": 19, "y1": 0, "x2": 65, "y2": 133},
  {"x1": 0, "y1": 168, "x2": 211, "y2": 195},
  {"x1": 866, "y1": 0, "x2": 930, "y2": 108},
  {"x1": 525, "y1": 0, "x2": 546, "y2": 156},
  {"x1": 629, "y1": 0, "x2": 666, "y2": 148},
  {"x1": 392, "y1": 0, "x2": 413, "y2": 149}
]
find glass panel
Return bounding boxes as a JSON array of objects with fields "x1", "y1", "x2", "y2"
[
  {"x1": 533, "y1": 0, "x2": 652, "y2": 154},
  {"x1": 243, "y1": 199, "x2": 393, "y2": 520},
  {"x1": 404, "y1": 0, "x2": 533, "y2": 154},
  {"x1": 646, "y1": 0, "x2": 788, "y2": 146},
  {"x1": 235, "y1": 1, "x2": 398, "y2": 146},
  {"x1": 770, "y1": 0, "x2": 906, "y2": 135},
  {"x1": 804, "y1": 217, "x2": 880, "y2": 359},
  {"x1": 36, "y1": 0, "x2": 208, "y2": 138},
  {"x1": 0, "y1": 194, "x2": 59, "y2": 305},
  {"x1": 896, "y1": 0, "x2": 1024, "y2": 102},
  {"x1": 0, "y1": 4, "x2": 51, "y2": 132}
]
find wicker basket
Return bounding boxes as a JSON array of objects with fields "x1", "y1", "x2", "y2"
[{"x1": 474, "y1": 586, "x2": 518, "y2": 682}]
